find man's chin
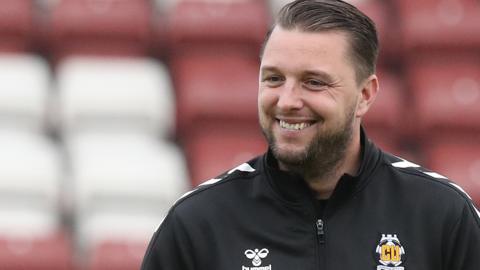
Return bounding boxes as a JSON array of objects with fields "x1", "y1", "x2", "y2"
[{"x1": 272, "y1": 147, "x2": 308, "y2": 168}]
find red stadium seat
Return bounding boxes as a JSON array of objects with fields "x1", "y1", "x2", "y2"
[
  {"x1": 183, "y1": 121, "x2": 266, "y2": 187},
  {"x1": 0, "y1": 231, "x2": 73, "y2": 270},
  {"x1": 424, "y1": 137, "x2": 480, "y2": 206},
  {"x1": 166, "y1": 0, "x2": 269, "y2": 56},
  {"x1": 87, "y1": 241, "x2": 147, "y2": 270},
  {"x1": 363, "y1": 70, "x2": 405, "y2": 148},
  {"x1": 406, "y1": 54, "x2": 480, "y2": 135},
  {"x1": 171, "y1": 53, "x2": 260, "y2": 136},
  {"x1": 355, "y1": 0, "x2": 401, "y2": 62},
  {"x1": 397, "y1": 0, "x2": 480, "y2": 52},
  {"x1": 0, "y1": 0, "x2": 34, "y2": 52},
  {"x1": 48, "y1": 0, "x2": 152, "y2": 59}
]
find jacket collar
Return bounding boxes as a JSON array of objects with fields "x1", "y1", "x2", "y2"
[{"x1": 262, "y1": 126, "x2": 382, "y2": 206}]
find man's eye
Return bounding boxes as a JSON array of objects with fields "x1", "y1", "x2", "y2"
[
  {"x1": 263, "y1": 75, "x2": 284, "y2": 86},
  {"x1": 304, "y1": 79, "x2": 328, "y2": 89},
  {"x1": 266, "y1": 76, "x2": 283, "y2": 82}
]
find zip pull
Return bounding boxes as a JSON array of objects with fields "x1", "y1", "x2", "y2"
[{"x1": 316, "y1": 219, "x2": 325, "y2": 244}]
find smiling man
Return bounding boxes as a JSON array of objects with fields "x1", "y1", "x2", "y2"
[
  {"x1": 258, "y1": 28, "x2": 374, "y2": 199},
  {"x1": 141, "y1": 1, "x2": 480, "y2": 269}
]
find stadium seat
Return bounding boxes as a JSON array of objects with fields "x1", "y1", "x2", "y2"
[
  {"x1": 56, "y1": 56, "x2": 175, "y2": 138},
  {"x1": 363, "y1": 70, "x2": 405, "y2": 152},
  {"x1": 397, "y1": 0, "x2": 480, "y2": 52},
  {"x1": 0, "y1": 130, "x2": 71, "y2": 270},
  {"x1": 183, "y1": 121, "x2": 266, "y2": 187},
  {"x1": 0, "y1": 0, "x2": 34, "y2": 52},
  {"x1": 0, "y1": 232, "x2": 73, "y2": 270},
  {"x1": 406, "y1": 54, "x2": 480, "y2": 135},
  {"x1": 86, "y1": 241, "x2": 147, "y2": 270},
  {"x1": 171, "y1": 53, "x2": 259, "y2": 136},
  {"x1": 48, "y1": 0, "x2": 153, "y2": 59},
  {"x1": 67, "y1": 132, "x2": 188, "y2": 251},
  {"x1": 0, "y1": 54, "x2": 51, "y2": 132},
  {"x1": 0, "y1": 131, "x2": 62, "y2": 234},
  {"x1": 166, "y1": 0, "x2": 269, "y2": 56},
  {"x1": 424, "y1": 137, "x2": 480, "y2": 206}
]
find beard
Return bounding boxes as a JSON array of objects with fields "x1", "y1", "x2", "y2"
[{"x1": 261, "y1": 106, "x2": 355, "y2": 181}]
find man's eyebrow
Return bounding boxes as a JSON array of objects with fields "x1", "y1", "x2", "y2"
[
  {"x1": 259, "y1": 66, "x2": 280, "y2": 73},
  {"x1": 302, "y1": 70, "x2": 336, "y2": 82},
  {"x1": 259, "y1": 66, "x2": 337, "y2": 82}
]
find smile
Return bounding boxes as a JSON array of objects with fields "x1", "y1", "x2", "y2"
[{"x1": 279, "y1": 120, "x2": 312, "y2": 131}]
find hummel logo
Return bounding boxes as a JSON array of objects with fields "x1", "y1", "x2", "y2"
[
  {"x1": 245, "y1": 249, "x2": 268, "y2": 266},
  {"x1": 242, "y1": 248, "x2": 272, "y2": 270}
]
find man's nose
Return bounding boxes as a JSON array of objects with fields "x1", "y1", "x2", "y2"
[{"x1": 277, "y1": 83, "x2": 303, "y2": 111}]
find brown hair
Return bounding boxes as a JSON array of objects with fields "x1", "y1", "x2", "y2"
[{"x1": 261, "y1": 0, "x2": 379, "y2": 83}]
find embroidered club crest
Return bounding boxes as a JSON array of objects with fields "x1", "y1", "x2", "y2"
[{"x1": 375, "y1": 234, "x2": 406, "y2": 270}]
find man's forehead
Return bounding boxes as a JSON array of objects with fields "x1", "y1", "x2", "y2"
[
  {"x1": 261, "y1": 27, "x2": 351, "y2": 67},
  {"x1": 264, "y1": 27, "x2": 350, "y2": 55}
]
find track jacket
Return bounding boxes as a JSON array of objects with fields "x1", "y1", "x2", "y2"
[{"x1": 141, "y1": 130, "x2": 480, "y2": 270}]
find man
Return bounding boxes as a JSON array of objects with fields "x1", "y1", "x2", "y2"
[{"x1": 141, "y1": 0, "x2": 480, "y2": 269}]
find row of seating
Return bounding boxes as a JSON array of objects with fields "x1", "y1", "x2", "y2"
[
  {"x1": 2, "y1": 51, "x2": 478, "y2": 182},
  {"x1": 2, "y1": 0, "x2": 479, "y2": 60},
  {"x1": 0, "y1": 129, "x2": 188, "y2": 270}
]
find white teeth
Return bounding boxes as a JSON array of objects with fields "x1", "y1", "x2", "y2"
[{"x1": 279, "y1": 120, "x2": 311, "y2": 130}]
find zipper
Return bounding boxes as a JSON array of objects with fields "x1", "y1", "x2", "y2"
[
  {"x1": 315, "y1": 218, "x2": 327, "y2": 270},
  {"x1": 316, "y1": 219, "x2": 326, "y2": 244}
]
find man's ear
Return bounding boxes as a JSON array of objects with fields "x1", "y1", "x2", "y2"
[{"x1": 356, "y1": 74, "x2": 379, "y2": 118}]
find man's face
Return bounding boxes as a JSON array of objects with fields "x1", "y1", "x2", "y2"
[{"x1": 258, "y1": 27, "x2": 363, "y2": 174}]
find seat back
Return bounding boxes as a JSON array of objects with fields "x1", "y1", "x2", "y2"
[{"x1": 56, "y1": 56, "x2": 175, "y2": 138}]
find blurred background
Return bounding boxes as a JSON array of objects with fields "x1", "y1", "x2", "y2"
[{"x1": 0, "y1": 0, "x2": 479, "y2": 269}]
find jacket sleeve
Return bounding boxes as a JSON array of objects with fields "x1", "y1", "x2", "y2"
[
  {"x1": 140, "y1": 210, "x2": 196, "y2": 270},
  {"x1": 444, "y1": 201, "x2": 480, "y2": 269}
]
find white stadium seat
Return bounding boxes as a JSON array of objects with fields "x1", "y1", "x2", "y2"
[
  {"x1": 0, "y1": 130, "x2": 62, "y2": 237},
  {"x1": 66, "y1": 132, "x2": 188, "y2": 250},
  {"x1": 56, "y1": 56, "x2": 175, "y2": 138},
  {"x1": 0, "y1": 54, "x2": 51, "y2": 132}
]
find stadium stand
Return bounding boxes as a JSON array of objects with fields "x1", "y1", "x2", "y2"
[
  {"x1": 0, "y1": 0, "x2": 478, "y2": 269},
  {"x1": 55, "y1": 56, "x2": 175, "y2": 139}
]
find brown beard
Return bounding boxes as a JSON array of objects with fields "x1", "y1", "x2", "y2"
[{"x1": 261, "y1": 105, "x2": 355, "y2": 182}]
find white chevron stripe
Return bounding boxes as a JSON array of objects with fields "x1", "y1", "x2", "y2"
[
  {"x1": 449, "y1": 182, "x2": 473, "y2": 200},
  {"x1": 424, "y1": 172, "x2": 448, "y2": 179},
  {"x1": 228, "y1": 163, "x2": 255, "y2": 174},
  {"x1": 200, "y1": 178, "x2": 222, "y2": 186},
  {"x1": 392, "y1": 160, "x2": 421, "y2": 168}
]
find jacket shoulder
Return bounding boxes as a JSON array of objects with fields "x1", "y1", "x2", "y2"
[
  {"x1": 380, "y1": 151, "x2": 480, "y2": 226},
  {"x1": 167, "y1": 156, "x2": 262, "y2": 215}
]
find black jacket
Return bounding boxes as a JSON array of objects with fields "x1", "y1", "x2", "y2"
[{"x1": 141, "y1": 131, "x2": 480, "y2": 269}]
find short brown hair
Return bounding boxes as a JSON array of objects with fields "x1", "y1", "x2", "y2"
[{"x1": 261, "y1": 0, "x2": 379, "y2": 83}]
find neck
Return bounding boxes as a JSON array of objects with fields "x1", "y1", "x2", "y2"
[{"x1": 305, "y1": 128, "x2": 362, "y2": 199}]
